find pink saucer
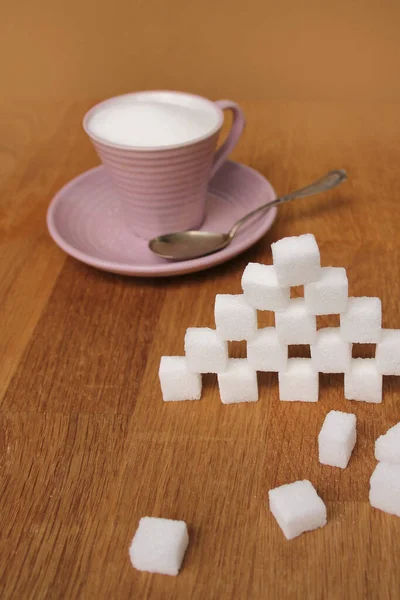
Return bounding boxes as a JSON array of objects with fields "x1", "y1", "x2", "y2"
[{"x1": 47, "y1": 160, "x2": 277, "y2": 277}]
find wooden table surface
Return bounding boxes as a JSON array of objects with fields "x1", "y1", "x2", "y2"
[{"x1": 1, "y1": 100, "x2": 400, "y2": 599}]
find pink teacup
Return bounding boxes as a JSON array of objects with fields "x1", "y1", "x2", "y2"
[{"x1": 83, "y1": 91, "x2": 245, "y2": 239}]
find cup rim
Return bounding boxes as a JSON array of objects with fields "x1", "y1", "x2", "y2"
[{"x1": 83, "y1": 90, "x2": 224, "y2": 152}]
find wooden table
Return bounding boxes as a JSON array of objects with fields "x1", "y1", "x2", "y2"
[{"x1": 1, "y1": 100, "x2": 400, "y2": 599}]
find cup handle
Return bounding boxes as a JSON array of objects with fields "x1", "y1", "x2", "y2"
[{"x1": 210, "y1": 100, "x2": 246, "y2": 178}]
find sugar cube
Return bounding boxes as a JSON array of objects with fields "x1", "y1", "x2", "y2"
[
  {"x1": 344, "y1": 358, "x2": 382, "y2": 403},
  {"x1": 304, "y1": 267, "x2": 348, "y2": 315},
  {"x1": 217, "y1": 358, "x2": 258, "y2": 404},
  {"x1": 185, "y1": 327, "x2": 228, "y2": 373},
  {"x1": 369, "y1": 462, "x2": 400, "y2": 517},
  {"x1": 247, "y1": 327, "x2": 288, "y2": 372},
  {"x1": 275, "y1": 298, "x2": 317, "y2": 344},
  {"x1": 129, "y1": 517, "x2": 189, "y2": 575},
  {"x1": 269, "y1": 480, "x2": 327, "y2": 540},
  {"x1": 241, "y1": 263, "x2": 290, "y2": 312},
  {"x1": 278, "y1": 358, "x2": 319, "y2": 402},
  {"x1": 271, "y1": 233, "x2": 321, "y2": 287},
  {"x1": 376, "y1": 329, "x2": 400, "y2": 375},
  {"x1": 375, "y1": 422, "x2": 400, "y2": 463},
  {"x1": 340, "y1": 297, "x2": 382, "y2": 343},
  {"x1": 158, "y1": 356, "x2": 202, "y2": 402},
  {"x1": 310, "y1": 328, "x2": 352, "y2": 373},
  {"x1": 318, "y1": 410, "x2": 357, "y2": 468},
  {"x1": 214, "y1": 294, "x2": 257, "y2": 341}
]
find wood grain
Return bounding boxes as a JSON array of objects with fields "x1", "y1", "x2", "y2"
[{"x1": 1, "y1": 100, "x2": 400, "y2": 599}]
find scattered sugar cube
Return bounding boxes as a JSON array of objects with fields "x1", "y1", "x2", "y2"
[
  {"x1": 369, "y1": 462, "x2": 400, "y2": 517},
  {"x1": 214, "y1": 294, "x2": 257, "y2": 341},
  {"x1": 271, "y1": 233, "x2": 321, "y2": 287},
  {"x1": 241, "y1": 263, "x2": 290, "y2": 312},
  {"x1": 269, "y1": 480, "x2": 327, "y2": 540},
  {"x1": 340, "y1": 297, "x2": 382, "y2": 343},
  {"x1": 310, "y1": 328, "x2": 352, "y2": 373},
  {"x1": 344, "y1": 358, "x2": 382, "y2": 403},
  {"x1": 247, "y1": 327, "x2": 288, "y2": 372},
  {"x1": 275, "y1": 298, "x2": 317, "y2": 344},
  {"x1": 217, "y1": 358, "x2": 258, "y2": 404},
  {"x1": 129, "y1": 517, "x2": 189, "y2": 575},
  {"x1": 318, "y1": 410, "x2": 357, "y2": 468},
  {"x1": 185, "y1": 327, "x2": 228, "y2": 373},
  {"x1": 375, "y1": 422, "x2": 400, "y2": 463},
  {"x1": 304, "y1": 267, "x2": 348, "y2": 315},
  {"x1": 376, "y1": 329, "x2": 400, "y2": 375},
  {"x1": 158, "y1": 356, "x2": 202, "y2": 402},
  {"x1": 278, "y1": 358, "x2": 319, "y2": 402}
]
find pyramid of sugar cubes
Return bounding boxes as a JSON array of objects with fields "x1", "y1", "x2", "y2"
[{"x1": 159, "y1": 233, "x2": 400, "y2": 404}]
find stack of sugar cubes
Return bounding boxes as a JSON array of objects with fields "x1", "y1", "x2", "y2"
[{"x1": 159, "y1": 232, "x2": 400, "y2": 404}]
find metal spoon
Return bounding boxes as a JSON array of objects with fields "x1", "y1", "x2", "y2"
[{"x1": 149, "y1": 169, "x2": 347, "y2": 261}]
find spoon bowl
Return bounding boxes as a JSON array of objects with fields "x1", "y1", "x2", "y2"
[
  {"x1": 149, "y1": 169, "x2": 347, "y2": 261},
  {"x1": 150, "y1": 230, "x2": 230, "y2": 261}
]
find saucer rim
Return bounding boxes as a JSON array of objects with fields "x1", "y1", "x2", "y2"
[{"x1": 46, "y1": 161, "x2": 277, "y2": 277}]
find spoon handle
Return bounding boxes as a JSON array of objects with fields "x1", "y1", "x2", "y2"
[{"x1": 228, "y1": 169, "x2": 347, "y2": 239}]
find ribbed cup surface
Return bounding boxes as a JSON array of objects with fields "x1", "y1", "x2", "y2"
[{"x1": 91, "y1": 133, "x2": 219, "y2": 239}]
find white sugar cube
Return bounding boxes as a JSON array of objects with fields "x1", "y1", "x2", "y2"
[
  {"x1": 310, "y1": 328, "x2": 352, "y2": 373},
  {"x1": 275, "y1": 298, "x2": 317, "y2": 344},
  {"x1": 241, "y1": 263, "x2": 290, "y2": 312},
  {"x1": 344, "y1": 358, "x2": 382, "y2": 403},
  {"x1": 247, "y1": 327, "x2": 288, "y2": 372},
  {"x1": 271, "y1": 233, "x2": 321, "y2": 287},
  {"x1": 375, "y1": 422, "x2": 400, "y2": 463},
  {"x1": 185, "y1": 327, "x2": 228, "y2": 373},
  {"x1": 269, "y1": 480, "x2": 327, "y2": 540},
  {"x1": 217, "y1": 358, "x2": 258, "y2": 404},
  {"x1": 214, "y1": 294, "x2": 257, "y2": 341},
  {"x1": 318, "y1": 410, "x2": 357, "y2": 468},
  {"x1": 376, "y1": 329, "x2": 400, "y2": 375},
  {"x1": 278, "y1": 358, "x2": 319, "y2": 402},
  {"x1": 158, "y1": 356, "x2": 202, "y2": 402},
  {"x1": 304, "y1": 267, "x2": 348, "y2": 315},
  {"x1": 369, "y1": 462, "x2": 400, "y2": 517},
  {"x1": 129, "y1": 517, "x2": 189, "y2": 575},
  {"x1": 340, "y1": 297, "x2": 382, "y2": 343}
]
